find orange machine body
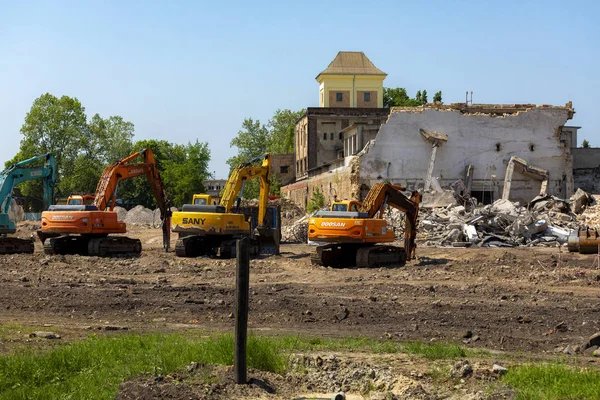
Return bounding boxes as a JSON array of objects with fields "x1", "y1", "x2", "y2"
[
  {"x1": 309, "y1": 217, "x2": 393, "y2": 244},
  {"x1": 41, "y1": 210, "x2": 126, "y2": 235}
]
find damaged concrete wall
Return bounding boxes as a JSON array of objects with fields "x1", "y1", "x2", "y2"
[
  {"x1": 573, "y1": 148, "x2": 600, "y2": 194},
  {"x1": 359, "y1": 105, "x2": 574, "y2": 203},
  {"x1": 281, "y1": 160, "x2": 358, "y2": 208}
]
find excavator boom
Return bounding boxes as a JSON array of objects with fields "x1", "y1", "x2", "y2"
[{"x1": 0, "y1": 153, "x2": 56, "y2": 254}]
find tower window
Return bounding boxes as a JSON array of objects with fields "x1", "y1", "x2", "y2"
[
  {"x1": 339, "y1": 132, "x2": 343, "y2": 140},
  {"x1": 336, "y1": 92, "x2": 343, "y2": 102},
  {"x1": 330, "y1": 132, "x2": 334, "y2": 140},
  {"x1": 364, "y1": 92, "x2": 371, "y2": 102},
  {"x1": 323, "y1": 132, "x2": 327, "y2": 140}
]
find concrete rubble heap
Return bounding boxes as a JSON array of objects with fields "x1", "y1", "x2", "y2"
[{"x1": 385, "y1": 189, "x2": 595, "y2": 248}]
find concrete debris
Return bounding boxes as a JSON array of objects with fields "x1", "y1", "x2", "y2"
[
  {"x1": 384, "y1": 190, "x2": 596, "y2": 248},
  {"x1": 571, "y1": 188, "x2": 593, "y2": 214}
]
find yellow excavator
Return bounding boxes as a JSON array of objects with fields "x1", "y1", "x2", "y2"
[
  {"x1": 308, "y1": 182, "x2": 421, "y2": 268},
  {"x1": 171, "y1": 153, "x2": 280, "y2": 258}
]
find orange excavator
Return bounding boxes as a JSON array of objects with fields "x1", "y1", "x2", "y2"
[
  {"x1": 308, "y1": 182, "x2": 421, "y2": 268},
  {"x1": 38, "y1": 148, "x2": 171, "y2": 256}
]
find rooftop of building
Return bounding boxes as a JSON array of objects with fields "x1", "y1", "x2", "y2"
[
  {"x1": 390, "y1": 102, "x2": 575, "y2": 118},
  {"x1": 316, "y1": 51, "x2": 387, "y2": 80}
]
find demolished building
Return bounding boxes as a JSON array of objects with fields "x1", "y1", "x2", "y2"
[{"x1": 283, "y1": 102, "x2": 577, "y2": 207}]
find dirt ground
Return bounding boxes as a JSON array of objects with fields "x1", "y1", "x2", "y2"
[{"x1": 2, "y1": 222, "x2": 600, "y2": 398}]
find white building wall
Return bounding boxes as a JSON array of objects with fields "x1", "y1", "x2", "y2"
[{"x1": 359, "y1": 107, "x2": 573, "y2": 203}]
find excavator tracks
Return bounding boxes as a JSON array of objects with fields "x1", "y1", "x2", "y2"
[
  {"x1": 44, "y1": 235, "x2": 141, "y2": 257},
  {"x1": 175, "y1": 235, "x2": 219, "y2": 258},
  {"x1": 312, "y1": 244, "x2": 407, "y2": 268},
  {"x1": 0, "y1": 237, "x2": 34, "y2": 254},
  {"x1": 356, "y1": 245, "x2": 406, "y2": 268}
]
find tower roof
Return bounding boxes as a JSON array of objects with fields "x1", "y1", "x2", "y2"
[{"x1": 316, "y1": 51, "x2": 387, "y2": 80}]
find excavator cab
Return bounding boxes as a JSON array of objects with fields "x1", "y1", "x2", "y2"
[
  {"x1": 331, "y1": 200, "x2": 361, "y2": 212},
  {"x1": 66, "y1": 195, "x2": 95, "y2": 206},
  {"x1": 192, "y1": 194, "x2": 218, "y2": 205}
]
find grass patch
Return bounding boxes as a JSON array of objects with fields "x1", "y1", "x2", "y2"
[
  {"x1": 503, "y1": 363, "x2": 600, "y2": 400},
  {"x1": 0, "y1": 330, "x2": 473, "y2": 400},
  {"x1": 278, "y1": 336, "x2": 468, "y2": 360},
  {"x1": 0, "y1": 333, "x2": 286, "y2": 400}
]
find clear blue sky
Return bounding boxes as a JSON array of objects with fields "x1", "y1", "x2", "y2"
[{"x1": 1, "y1": 0, "x2": 598, "y2": 178}]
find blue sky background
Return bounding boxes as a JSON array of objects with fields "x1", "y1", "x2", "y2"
[{"x1": 1, "y1": 0, "x2": 598, "y2": 178}]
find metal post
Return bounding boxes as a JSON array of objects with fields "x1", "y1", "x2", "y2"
[{"x1": 235, "y1": 237, "x2": 250, "y2": 384}]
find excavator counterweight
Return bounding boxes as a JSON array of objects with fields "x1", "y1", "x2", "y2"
[
  {"x1": 39, "y1": 148, "x2": 171, "y2": 257},
  {"x1": 308, "y1": 183, "x2": 421, "y2": 268}
]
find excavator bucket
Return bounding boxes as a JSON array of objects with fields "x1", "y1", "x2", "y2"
[{"x1": 240, "y1": 205, "x2": 281, "y2": 255}]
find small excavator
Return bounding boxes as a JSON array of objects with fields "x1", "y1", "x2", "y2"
[
  {"x1": 172, "y1": 153, "x2": 280, "y2": 258},
  {"x1": 308, "y1": 182, "x2": 421, "y2": 268},
  {"x1": 0, "y1": 153, "x2": 56, "y2": 254},
  {"x1": 38, "y1": 148, "x2": 171, "y2": 256}
]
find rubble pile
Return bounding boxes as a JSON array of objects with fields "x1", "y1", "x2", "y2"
[
  {"x1": 385, "y1": 191, "x2": 594, "y2": 248},
  {"x1": 282, "y1": 215, "x2": 308, "y2": 243},
  {"x1": 123, "y1": 205, "x2": 157, "y2": 226},
  {"x1": 114, "y1": 206, "x2": 128, "y2": 222}
]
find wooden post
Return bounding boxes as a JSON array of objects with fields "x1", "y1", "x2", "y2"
[{"x1": 235, "y1": 237, "x2": 250, "y2": 384}]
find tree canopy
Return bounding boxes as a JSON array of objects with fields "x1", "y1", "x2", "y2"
[
  {"x1": 227, "y1": 109, "x2": 303, "y2": 199},
  {"x1": 383, "y1": 87, "x2": 442, "y2": 107},
  {"x1": 7, "y1": 93, "x2": 211, "y2": 209}
]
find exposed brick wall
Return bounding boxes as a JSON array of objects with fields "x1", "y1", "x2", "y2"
[
  {"x1": 357, "y1": 91, "x2": 377, "y2": 108},
  {"x1": 282, "y1": 162, "x2": 359, "y2": 210},
  {"x1": 270, "y1": 154, "x2": 295, "y2": 186},
  {"x1": 329, "y1": 90, "x2": 350, "y2": 107}
]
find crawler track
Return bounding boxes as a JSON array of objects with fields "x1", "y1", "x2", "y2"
[{"x1": 0, "y1": 237, "x2": 34, "y2": 254}]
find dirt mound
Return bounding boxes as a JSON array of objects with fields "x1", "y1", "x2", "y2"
[
  {"x1": 124, "y1": 205, "x2": 156, "y2": 226},
  {"x1": 114, "y1": 206, "x2": 128, "y2": 222}
]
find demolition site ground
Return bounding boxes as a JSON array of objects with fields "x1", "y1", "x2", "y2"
[{"x1": 2, "y1": 222, "x2": 600, "y2": 399}]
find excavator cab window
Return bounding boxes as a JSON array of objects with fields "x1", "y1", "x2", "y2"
[
  {"x1": 194, "y1": 198, "x2": 207, "y2": 205},
  {"x1": 69, "y1": 199, "x2": 82, "y2": 205},
  {"x1": 331, "y1": 203, "x2": 348, "y2": 212}
]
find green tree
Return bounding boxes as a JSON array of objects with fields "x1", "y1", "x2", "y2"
[
  {"x1": 306, "y1": 187, "x2": 325, "y2": 213},
  {"x1": 267, "y1": 109, "x2": 305, "y2": 154},
  {"x1": 383, "y1": 88, "x2": 423, "y2": 107},
  {"x1": 88, "y1": 114, "x2": 135, "y2": 164},
  {"x1": 227, "y1": 118, "x2": 270, "y2": 199},
  {"x1": 415, "y1": 90, "x2": 422, "y2": 104},
  {"x1": 6, "y1": 93, "x2": 89, "y2": 199},
  {"x1": 117, "y1": 139, "x2": 210, "y2": 208},
  {"x1": 421, "y1": 90, "x2": 428, "y2": 104},
  {"x1": 582, "y1": 139, "x2": 590, "y2": 148},
  {"x1": 161, "y1": 140, "x2": 211, "y2": 207},
  {"x1": 433, "y1": 91, "x2": 443, "y2": 103}
]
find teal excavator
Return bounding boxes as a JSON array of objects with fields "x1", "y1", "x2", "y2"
[{"x1": 0, "y1": 153, "x2": 56, "y2": 254}]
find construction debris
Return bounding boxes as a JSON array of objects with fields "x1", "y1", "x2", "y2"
[{"x1": 384, "y1": 189, "x2": 595, "y2": 248}]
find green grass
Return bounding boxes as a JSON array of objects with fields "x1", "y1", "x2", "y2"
[
  {"x1": 0, "y1": 333, "x2": 286, "y2": 400},
  {"x1": 503, "y1": 363, "x2": 600, "y2": 400},
  {"x1": 278, "y1": 336, "x2": 468, "y2": 360},
  {"x1": 0, "y1": 330, "x2": 472, "y2": 400}
]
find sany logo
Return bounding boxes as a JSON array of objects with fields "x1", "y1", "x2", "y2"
[
  {"x1": 128, "y1": 168, "x2": 144, "y2": 175},
  {"x1": 321, "y1": 221, "x2": 346, "y2": 227}
]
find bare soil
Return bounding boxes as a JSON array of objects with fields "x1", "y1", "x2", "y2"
[{"x1": 3, "y1": 222, "x2": 600, "y2": 398}]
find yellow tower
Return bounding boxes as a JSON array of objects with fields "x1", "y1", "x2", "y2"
[{"x1": 316, "y1": 51, "x2": 387, "y2": 108}]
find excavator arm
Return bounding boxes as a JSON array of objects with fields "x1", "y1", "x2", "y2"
[
  {"x1": 0, "y1": 153, "x2": 55, "y2": 254},
  {"x1": 0, "y1": 153, "x2": 56, "y2": 217},
  {"x1": 220, "y1": 153, "x2": 271, "y2": 227},
  {"x1": 93, "y1": 148, "x2": 171, "y2": 251},
  {"x1": 358, "y1": 182, "x2": 421, "y2": 259}
]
